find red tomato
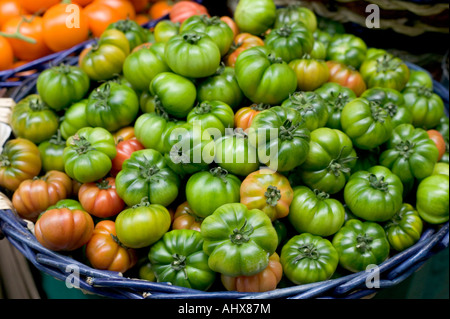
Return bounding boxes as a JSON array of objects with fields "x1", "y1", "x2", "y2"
[
  {"x1": 78, "y1": 177, "x2": 126, "y2": 218},
  {"x1": 42, "y1": 3, "x2": 89, "y2": 52},
  {"x1": 169, "y1": 0, "x2": 209, "y2": 24},
  {"x1": 428, "y1": 129, "x2": 446, "y2": 161},
  {"x1": 327, "y1": 60, "x2": 367, "y2": 97},
  {"x1": 110, "y1": 138, "x2": 145, "y2": 176},
  {"x1": 148, "y1": 0, "x2": 171, "y2": 19},
  {"x1": 35, "y1": 208, "x2": 94, "y2": 251}
]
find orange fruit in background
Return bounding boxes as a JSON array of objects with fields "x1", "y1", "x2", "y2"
[
  {"x1": 42, "y1": 2, "x2": 90, "y2": 52},
  {"x1": 1, "y1": 15, "x2": 52, "y2": 61},
  {"x1": 95, "y1": 0, "x2": 136, "y2": 20},
  {"x1": 83, "y1": 1, "x2": 122, "y2": 37},
  {"x1": 0, "y1": 35, "x2": 14, "y2": 71},
  {"x1": 17, "y1": 0, "x2": 59, "y2": 14},
  {"x1": 0, "y1": 0, "x2": 28, "y2": 29}
]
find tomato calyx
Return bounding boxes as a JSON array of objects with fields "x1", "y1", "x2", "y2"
[
  {"x1": 28, "y1": 96, "x2": 47, "y2": 112},
  {"x1": 0, "y1": 155, "x2": 10, "y2": 168},
  {"x1": 265, "y1": 185, "x2": 281, "y2": 207},
  {"x1": 267, "y1": 53, "x2": 284, "y2": 65},
  {"x1": 327, "y1": 146, "x2": 357, "y2": 177},
  {"x1": 153, "y1": 96, "x2": 170, "y2": 120},
  {"x1": 229, "y1": 219, "x2": 254, "y2": 245},
  {"x1": 200, "y1": 15, "x2": 221, "y2": 26},
  {"x1": 395, "y1": 140, "x2": 416, "y2": 159},
  {"x1": 171, "y1": 253, "x2": 189, "y2": 279},
  {"x1": 194, "y1": 101, "x2": 213, "y2": 115},
  {"x1": 369, "y1": 174, "x2": 389, "y2": 192},
  {"x1": 355, "y1": 234, "x2": 374, "y2": 253},
  {"x1": 91, "y1": 83, "x2": 112, "y2": 109},
  {"x1": 71, "y1": 134, "x2": 95, "y2": 155},
  {"x1": 274, "y1": 25, "x2": 293, "y2": 38},
  {"x1": 96, "y1": 178, "x2": 112, "y2": 190},
  {"x1": 382, "y1": 102, "x2": 398, "y2": 118},
  {"x1": 416, "y1": 86, "x2": 433, "y2": 98},
  {"x1": 48, "y1": 130, "x2": 65, "y2": 146},
  {"x1": 132, "y1": 196, "x2": 152, "y2": 208},
  {"x1": 328, "y1": 92, "x2": 350, "y2": 111},
  {"x1": 182, "y1": 32, "x2": 203, "y2": 45},
  {"x1": 369, "y1": 101, "x2": 388, "y2": 123},
  {"x1": 140, "y1": 163, "x2": 161, "y2": 182},
  {"x1": 250, "y1": 103, "x2": 271, "y2": 111},
  {"x1": 279, "y1": 120, "x2": 308, "y2": 141},
  {"x1": 210, "y1": 166, "x2": 230, "y2": 183},
  {"x1": 293, "y1": 243, "x2": 320, "y2": 262},
  {"x1": 375, "y1": 54, "x2": 402, "y2": 73},
  {"x1": 313, "y1": 189, "x2": 330, "y2": 200}
]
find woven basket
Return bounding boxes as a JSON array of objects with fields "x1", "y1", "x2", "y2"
[{"x1": 0, "y1": 5, "x2": 449, "y2": 299}]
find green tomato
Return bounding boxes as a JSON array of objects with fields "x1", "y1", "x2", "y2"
[
  {"x1": 38, "y1": 130, "x2": 66, "y2": 172},
  {"x1": 186, "y1": 167, "x2": 241, "y2": 218},
  {"x1": 148, "y1": 229, "x2": 216, "y2": 291},
  {"x1": 187, "y1": 100, "x2": 235, "y2": 137},
  {"x1": 115, "y1": 200, "x2": 171, "y2": 249},
  {"x1": 403, "y1": 86, "x2": 445, "y2": 129},
  {"x1": 344, "y1": 165, "x2": 403, "y2": 222},
  {"x1": 59, "y1": 99, "x2": 90, "y2": 140},
  {"x1": 154, "y1": 20, "x2": 180, "y2": 43},
  {"x1": 314, "y1": 82, "x2": 356, "y2": 130},
  {"x1": 10, "y1": 94, "x2": 59, "y2": 144},
  {"x1": 433, "y1": 162, "x2": 449, "y2": 176},
  {"x1": 340, "y1": 97, "x2": 393, "y2": 150},
  {"x1": 201, "y1": 202, "x2": 278, "y2": 276},
  {"x1": 249, "y1": 106, "x2": 310, "y2": 172},
  {"x1": 281, "y1": 233, "x2": 339, "y2": 284},
  {"x1": 63, "y1": 127, "x2": 117, "y2": 183},
  {"x1": 123, "y1": 42, "x2": 170, "y2": 92},
  {"x1": 134, "y1": 112, "x2": 185, "y2": 154},
  {"x1": 299, "y1": 127, "x2": 357, "y2": 194},
  {"x1": 234, "y1": 0, "x2": 276, "y2": 36},
  {"x1": 379, "y1": 124, "x2": 439, "y2": 185},
  {"x1": 235, "y1": 46, "x2": 297, "y2": 105},
  {"x1": 405, "y1": 70, "x2": 433, "y2": 89},
  {"x1": 214, "y1": 130, "x2": 259, "y2": 177},
  {"x1": 107, "y1": 19, "x2": 147, "y2": 50},
  {"x1": 359, "y1": 53, "x2": 410, "y2": 91},
  {"x1": 196, "y1": 65, "x2": 244, "y2": 110},
  {"x1": 326, "y1": 33, "x2": 367, "y2": 69},
  {"x1": 36, "y1": 64, "x2": 90, "y2": 112},
  {"x1": 332, "y1": 219, "x2": 390, "y2": 273},
  {"x1": 361, "y1": 87, "x2": 412, "y2": 128},
  {"x1": 150, "y1": 72, "x2": 197, "y2": 118},
  {"x1": 384, "y1": 203, "x2": 423, "y2": 252},
  {"x1": 274, "y1": 5, "x2": 317, "y2": 32},
  {"x1": 180, "y1": 15, "x2": 234, "y2": 56},
  {"x1": 79, "y1": 29, "x2": 130, "y2": 81},
  {"x1": 265, "y1": 21, "x2": 314, "y2": 63},
  {"x1": 416, "y1": 174, "x2": 449, "y2": 224},
  {"x1": 289, "y1": 186, "x2": 345, "y2": 237},
  {"x1": 281, "y1": 91, "x2": 329, "y2": 131},
  {"x1": 86, "y1": 81, "x2": 139, "y2": 132},
  {"x1": 164, "y1": 30, "x2": 221, "y2": 78},
  {"x1": 164, "y1": 122, "x2": 214, "y2": 177},
  {"x1": 115, "y1": 149, "x2": 180, "y2": 207}
]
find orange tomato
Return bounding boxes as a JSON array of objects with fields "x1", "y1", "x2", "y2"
[
  {"x1": 234, "y1": 103, "x2": 271, "y2": 131},
  {"x1": 83, "y1": 1, "x2": 121, "y2": 37},
  {"x1": 130, "y1": 0, "x2": 149, "y2": 13},
  {"x1": 225, "y1": 32, "x2": 264, "y2": 67},
  {"x1": 148, "y1": 0, "x2": 172, "y2": 19},
  {"x1": 85, "y1": 220, "x2": 138, "y2": 273},
  {"x1": 71, "y1": 0, "x2": 94, "y2": 7},
  {"x1": 327, "y1": 60, "x2": 367, "y2": 97},
  {"x1": 95, "y1": 0, "x2": 136, "y2": 20},
  {"x1": 0, "y1": 0, "x2": 27, "y2": 29},
  {"x1": 220, "y1": 16, "x2": 239, "y2": 38},
  {"x1": 17, "y1": 0, "x2": 59, "y2": 14},
  {"x1": 427, "y1": 129, "x2": 446, "y2": 161},
  {"x1": 172, "y1": 201, "x2": 203, "y2": 232},
  {"x1": 0, "y1": 36, "x2": 14, "y2": 70},
  {"x1": 1, "y1": 15, "x2": 52, "y2": 61},
  {"x1": 134, "y1": 13, "x2": 150, "y2": 25},
  {"x1": 42, "y1": 3, "x2": 89, "y2": 52},
  {"x1": 221, "y1": 253, "x2": 283, "y2": 292}
]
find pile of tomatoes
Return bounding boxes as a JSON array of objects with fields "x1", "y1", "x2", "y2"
[
  {"x1": 0, "y1": 0, "x2": 449, "y2": 294},
  {"x1": 0, "y1": 0, "x2": 206, "y2": 71}
]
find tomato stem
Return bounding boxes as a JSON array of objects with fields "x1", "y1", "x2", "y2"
[
  {"x1": 369, "y1": 101, "x2": 388, "y2": 123},
  {"x1": 183, "y1": 32, "x2": 202, "y2": 44},
  {"x1": 314, "y1": 189, "x2": 330, "y2": 200},
  {"x1": 355, "y1": 234, "x2": 373, "y2": 253},
  {"x1": 96, "y1": 178, "x2": 112, "y2": 190},
  {"x1": 171, "y1": 254, "x2": 188, "y2": 279},
  {"x1": 0, "y1": 155, "x2": 10, "y2": 167},
  {"x1": 210, "y1": 166, "x2": 229, "y2": 183},
  {"x1": 293, "y1": 243, "x2": 320, "y2": 262},
  {"x1": 327, "y1": 146, "x2": 357, "y2": 177},
  {"x1": 0, "y1": 16, "x2": 37, "y2": 44},
  {"x1": 195, "y1": 102, "x2": 212, "y2": 114},
  {"x1": 229, "y1": 219, "x2": 254, "y2": 245},
  {"x1": 369, "y1": 174, "x2": 389, "y2": 192},
  {"x1": 250, "y1": 103, "x2": 271, "y2": 111},
  {"x1": 395, "y1": 140, "x2": 416, "y2": 159},
  {"x1": 70, "y1": 134, "x2": 93, "y2": 155}
]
